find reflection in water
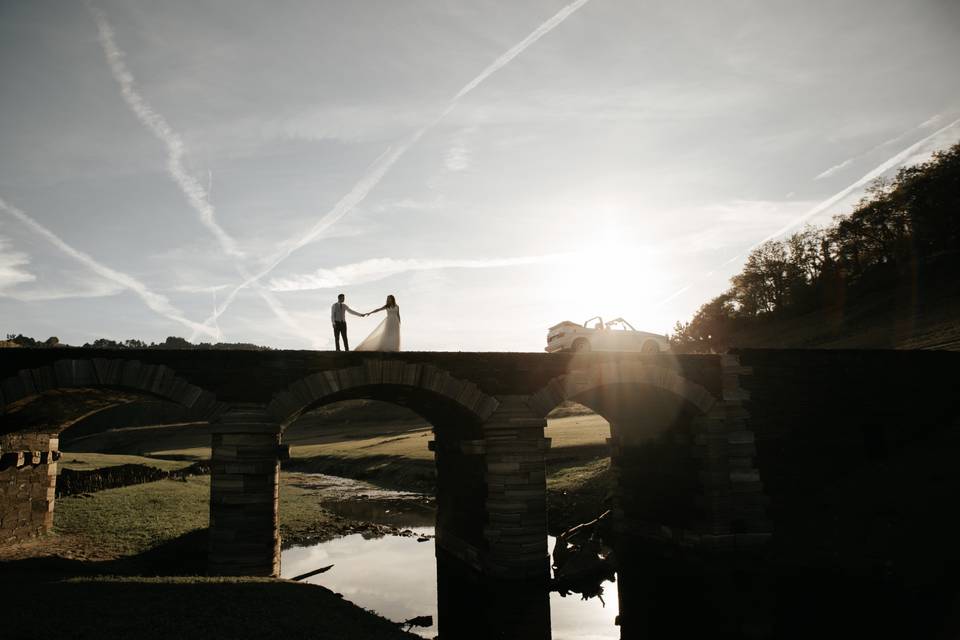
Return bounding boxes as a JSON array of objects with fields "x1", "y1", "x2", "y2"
[
  {"x1": 289, "y1": 473, "x2": 436, "y2": 528},
  {"x1": 321, "y1": 498, "x2": 436, "y2": 528},
  {"x1": 283, "y1": 529, "x2": 439, "y2": 636},
  {"x1": 281, "y1": 531, "x2": 618, "y2": 639}
]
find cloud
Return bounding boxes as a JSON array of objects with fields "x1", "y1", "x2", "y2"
[
  {"x1": 665, "y1": 199, "x2": 819, "y2": 256},
  {"x1": 91, "y1": 6, "x2": 322, "y2": 346},
  {"x1": 814, "y1": 112, "x2": 945, "y2": 180},
  {"x1": 172, "y1": 283, "x2": 232, "y2": 294},
  {"x1": 194, "y1": 0, "x2": 595, "y2": 333},
  {"x1": 657, "y1": 117, "x2": 960, "y2": 308},
  {"x1": 2, "y1": 281, "x2": 124, "y2": 302},
  {"x1": 0, "y1": 237, "x2": 36, "y2": 290},
  {"x1": 752, "y1": 117, "x2": 960, "y2": 255},
  {"x1": 445, "y1": 141, "x2": 471, "y2": 171},
  {"x1": 0, "y1": 196, "x2": 219, "y2": 338},
  {"x1": 256, "y1": 105, "x2": 438, "y2": 145},
  {"x1": 374, "y1": 196, "x2": 447, "y2": 213},
  {"x1": 445, "y1": 127, "x2": 475, "y2": 172},
  {"x1": 269, "y1": 255, "x2": 567, "y2": 292},
  {"x1": 89, "y1": 5, "x2": 243, "y2": 258}
]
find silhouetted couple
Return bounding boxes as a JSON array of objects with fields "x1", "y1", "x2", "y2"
[{"x1": 330, "y1": 293, "x2": 401, "y2": 352}]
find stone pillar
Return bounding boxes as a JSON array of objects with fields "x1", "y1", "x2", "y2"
[
  {"x1": 692, "y1": 354, "x2": 771, "y2": 545},
  {"x1": 0, "y1": 431, "x2": 59, "y2": 544},
  {"x1": 208, "y1": 404, "x2": 284, "y2": 577},
  {"x1": 483, "y1": 396, "x2": 551, "y2": 579},
  {"x1": 480, "y1": 395, "x2": 551, "y2": 639}
]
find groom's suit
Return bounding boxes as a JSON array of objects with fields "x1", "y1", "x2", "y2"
[{"x1": 331, "y1": 300, "x2": 363, "y2": 351}]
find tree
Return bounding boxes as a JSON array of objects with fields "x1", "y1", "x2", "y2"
[
  {"x1": 670, "y1": 293, "x2": 736, "y2": 353},
  {"x1": 731, "y1": 240, "x2": 804, "y2": 315},
  {"x1": 671, "y1": 142, "x2": 960, "y2": 346},
  {"x1": 161, "y1": 336, "x2": 192, "y2": 349}
]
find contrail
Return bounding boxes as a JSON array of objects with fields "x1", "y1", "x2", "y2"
[
  {"x1": 656, "y1": 116, "x2": 960, "y2": 308},
  {"x1": 90, "y1": 7, "x2": 320, "y2": 345},
  {"x1": 0, "y1": 196, "x2": 219, "y2": 338},
  {"x1": 190, "y1": 0, "x2": 595, "y2": 338},
  {"x1": 814, "y1": 158, "x2": 854, "y2": 181},
  {"x1": 813, "y1": 113, "x2": 944, "y2": 180},
  {"x1": 453, "y1": 0, "x2": 591, "y2": 100},
  {"x1": 89, "y1": 5, "x2": 243, "y2": 258},
  {"x1": 740, "y1": 117, "x2": 960, "y2": 260},
  {"x1": 211, "y1": 286, "x2": 222, "y2": 341},
  {"x1": 269, "y1": 254, "x2": 571, "y2": 292}
]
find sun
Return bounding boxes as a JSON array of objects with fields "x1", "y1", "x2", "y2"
[{"x1": 539, "y1": 208, "x2": 680, "y2": 333}]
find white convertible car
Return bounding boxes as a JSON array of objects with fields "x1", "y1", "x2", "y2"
[{"x1": 545, "y1": 317, "x2": 670, "y2": 353}]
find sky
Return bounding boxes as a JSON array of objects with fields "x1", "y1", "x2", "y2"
[{"x1": 1, "y1": 0, "x2": 959, "y2": 351}]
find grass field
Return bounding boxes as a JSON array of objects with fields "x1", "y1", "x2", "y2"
[
  {"x1": 59, "y1": 451, "x2": 194, "y2": 471},
  {"x1": 64, "y1": 405, "x2": 612, "y2": 462},
  {"x1": 44, "y1": 471, "x2": 371, "y2": 562},
  {"x1": 34, "y1": 405, "x2": 614, "y2": 570}
]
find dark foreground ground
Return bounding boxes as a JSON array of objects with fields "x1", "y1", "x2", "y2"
[
  {"x1": 7, "y1": 577, "x2": 419, "y2": 640},
  {"x1": 2, "y1": 530, "x2": 418, "y2": 640}
]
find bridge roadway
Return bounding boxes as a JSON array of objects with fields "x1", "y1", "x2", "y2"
[
  {"x1": 2, "y1": 347, "x2": 958, "y2": 638},
  {"x1": 0, "y1": 348, "x2": 723, "y2": 404}
]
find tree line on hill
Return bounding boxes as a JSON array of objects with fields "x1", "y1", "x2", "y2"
[
  {"x1": 671, "y1": 142, "x2": 960, "y2": 353},
  {"x1": 2, "y1": 334, "x2": 271, "y2": 350}
]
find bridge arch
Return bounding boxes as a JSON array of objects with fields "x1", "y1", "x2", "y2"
[
  {"x1": 527, "y1": 360, "x2": 717, "y2": 423},
  {"x1": 527, "y1": 360, "x2": 725, "y2": 572},
  {"x1": 266, "y1": 360, "x2": 500, "y2": 428},
  {"x1": 1, "y1": 358, "x2": 222, "y2": 425},
  {"x1": 210, "y1": 360, "x2": 500, "y2": 577},
  {"x1": 0, "y1": 358, "x2": 221, "y2": 546}
]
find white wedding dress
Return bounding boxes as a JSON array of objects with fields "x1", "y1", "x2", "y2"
[{"x1": 355, "y1": 305, "x2": 401, "y2": 352}]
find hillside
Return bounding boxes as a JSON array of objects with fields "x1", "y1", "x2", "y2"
[
  {"x1": 723, "y1": 272, "x2": 960, "y2": 350},
  {"x1": 673, "y1": 143, "x2": 960, "y2": 352}
]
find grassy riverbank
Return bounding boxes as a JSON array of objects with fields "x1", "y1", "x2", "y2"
[
  {"x1": 0, "y1": 471, "x2": 422, "y2": 639},
  {"x1": 8, "y1": 404, "x2": 614, "y2": 570},
  {"x1": 36, "y1": 471, "x2": 406, "y2": 564},
  {"x1": 60, "y1": 406, "x2": 614, "y2": 532}
]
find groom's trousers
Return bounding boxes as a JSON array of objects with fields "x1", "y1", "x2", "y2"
[{"x1": 333, "y1": 321, "x2": 349, "y2": 351}]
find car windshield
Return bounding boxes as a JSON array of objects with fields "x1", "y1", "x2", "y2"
[{"x1": 606, "y1": 318, "x2": 636, "y2": 331}]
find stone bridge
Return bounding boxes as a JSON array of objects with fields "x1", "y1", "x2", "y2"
[{"x1": 2, "y1": 348, "x2": 958, "y2": 637}]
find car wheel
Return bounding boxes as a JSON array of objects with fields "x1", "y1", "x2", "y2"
[
  {"x1": 641, "y1": 340, "x2": 660, "y2": 354},
  {"x1": 572, "y1": 338, "x2": 591, "y2": 352}
]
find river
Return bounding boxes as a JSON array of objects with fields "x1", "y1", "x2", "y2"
[{"x1": 280, "y1": 473, "x2": 619, "y2": 639}]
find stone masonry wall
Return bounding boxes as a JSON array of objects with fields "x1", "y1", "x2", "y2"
[
  {"x1": 0, "y1": 432, "x2": 59, "y2": 544},
  {"x1": 734, "y1": 349, "x2": 959, "y2": 535},
  {"x1": 208, "y1": 406, "x2": 284, "y2": 577},
  {"x1": 481, "y1": 396, "x2": 551, "y2": 581}
]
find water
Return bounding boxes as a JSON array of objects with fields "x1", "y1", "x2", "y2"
[
  {"x1": 280, "y1": 474, "x2": 619, "y2": 639},
  {"x1": 289, "y1": 472, "x2": 435, "y2": 528}
]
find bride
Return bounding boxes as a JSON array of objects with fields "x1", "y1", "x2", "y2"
[{"x1": 355, "y1": 295, "x2": 401, "y2": 352}]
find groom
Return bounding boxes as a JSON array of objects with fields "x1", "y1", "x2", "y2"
[{"x1": 331, "y1": 293, "x2": 364, "y2": 351}]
